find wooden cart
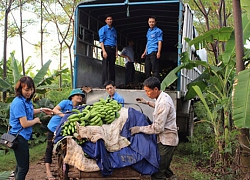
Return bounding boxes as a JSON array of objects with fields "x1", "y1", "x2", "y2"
[{"x1": 56, "y1": 138, "x2": 151, "y2": 180}]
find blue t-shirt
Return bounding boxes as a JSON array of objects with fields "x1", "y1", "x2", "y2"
[
  {"x1": 98, "y1": 24, "x2": 117, "y2": 46},
  {"x1": 107, "y1": 92, "x2": 124, "y2": 107},
  {"x1": 47, "y1": 100, "x2": 73, "y2": 132},
  {"x1": 9, "y1": 96, "x2": 34, "y2": 140},
  {"x1": 146, "y1": 26, "x2": 163, "y2": 55}
]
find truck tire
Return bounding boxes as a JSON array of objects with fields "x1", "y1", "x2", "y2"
[{"x1": 187, "y1": 105, "x2": 194, "y2": 138}]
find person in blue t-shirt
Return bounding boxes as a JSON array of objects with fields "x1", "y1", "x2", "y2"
[
  {"x1": 9, "y1": 76, "x2": 53, "y2": 180},
  {"x1": 141, "y1": 16, "x2": 163, "y2": 80},
  {"x1": 104, "y1": 80, "x2": 124, "y2": 106},
  {"x1": 98, "y1": 15, "x2": 118, "y2": 84},
  {"x1": 44, "y1": 89, "x2": 85, "y2": 180}
]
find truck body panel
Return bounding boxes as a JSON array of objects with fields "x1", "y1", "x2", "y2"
[
  {"x1": 61, "y1": 0, "x2": 206, "y2": 179},
  {"x1": 73, "y1": 0, "x2": 204, "y2": 89},
  {"x1": 73, "y1": 0, "x2": 205, "y2": 138}
]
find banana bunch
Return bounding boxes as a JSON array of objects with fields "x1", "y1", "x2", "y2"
[
  {"x1": 61, "y1": 120, "x2": 77, "y2": 136},
  {"x1": 60, "y1": 98, "x2": 122, "y2": 137},
  {"x1": 91, "y1": 98, "x2": 122, "y2": 124}
]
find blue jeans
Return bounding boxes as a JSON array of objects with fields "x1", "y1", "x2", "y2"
[{"x1": 14, "y1": 135, "x2": 29, "y2": 180}]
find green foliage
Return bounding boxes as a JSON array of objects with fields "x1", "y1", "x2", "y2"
[
  {"x1": 185, "y1": 27, "x2": 233, "y2": 50},
  {"x1": 45, "y1": 88, "x2": 72, "y2": 105},
  {"x1": 232, "y1": 68, "x2": 250, "y2": 128},
  {"x1": 0, "y1": 54, "x2": 70, "y2": 147},
  {"x1": 177, "y1": 123, "x2": 215, "y2": 164}
]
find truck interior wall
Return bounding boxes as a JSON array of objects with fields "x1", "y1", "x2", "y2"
[
  {"x1": 75, "y1": 54, "x2": 145, "y2": 88},
  {"x1": 76, "y1": 2, "x2": 181, "y2": 87}
]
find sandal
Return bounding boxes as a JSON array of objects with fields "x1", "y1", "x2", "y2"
[{"x1": 45, "y1": 176, "x2": 56, "y2": 180}]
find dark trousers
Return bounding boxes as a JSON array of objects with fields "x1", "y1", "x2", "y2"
[
  {"x1": 125, "y1": 62, "x2": 135, "y2": 85},
  {"x1": 102, "y1": 46, "x2": 116, "y2": 85},
  {"x1": 44, "y1": 130, "x2": 54, "y2": 164},
  {"x1": 151, "y1": 143, "x2": 176, "y2": 180},
  {"x1": 145, "y1": 52, "x2": 160, "y2": 80},
  {"x1": 14, "y1": 135, "x2": 29, "y2": 180}
]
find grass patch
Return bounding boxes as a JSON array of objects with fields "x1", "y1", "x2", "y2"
[
  {"x1": 172, "y1": 142, "x2": 216, "y2": 180},
  {"x1": 0, "y1": 142, "x2": 46, "y2": 172}
]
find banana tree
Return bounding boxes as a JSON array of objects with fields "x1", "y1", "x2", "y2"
[
  {"x1": 161, "y1": 21, "x2": 249, "y2": 167},
  {"x1": 0, "y1": 53, "x2": 69, "y2": 102},
  {"x1": 0, "y1": 53, "x2": 69, "y2": 135}
]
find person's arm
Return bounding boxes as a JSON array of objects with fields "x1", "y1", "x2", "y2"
[
  {"x1": 100, "y1": 42, "x2": 107, "y2": 59},
  {"x1": 157, "y1": 41, "x2": 162, "y2": 59},
  {"x1": 116, "y1": 44, "x2": 118, "y2": 58},
  {"x1": 147, "y1": 101, "x2": 155, "y2": 108},
  {"x1": 20, "y1": 116, "x2": 41, "y2": 128},
  {"x1": 136, "y1": 98, "x2": 155, "y2": 108},
  {"x1": 131, "y1": 102, "x2": 170, "y2": 135},
  {"x1": 157, "y1": 29, "x2": 163, "y2": 59},
  {"x1": 99, "y1": 27, "x2": 107, "y2": 59},
  {"x1": 141, "y1": 47, "x2": 147, "y2": 58},
  {"x1": 120, "y1": 48, "x2": 131, "y2": 61},
  {"x1": 34, "y1": 107, "x2": 53, "y2": 115},
  {"x1": 52, "y1": 105, "x2": 65, "y2": 117}
]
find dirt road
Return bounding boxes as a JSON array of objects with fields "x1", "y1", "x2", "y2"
[
  {"x1": 25, "y1": 157, "x2": 59, "y2": 180},
  {"x1": 11, "y1": 155, "x2": 194, "y2": 180}
]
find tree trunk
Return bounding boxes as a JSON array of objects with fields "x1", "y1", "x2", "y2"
[
  {"x1": 2, "y1": 0, "x2": 13, "y2": 101},
  {"x1": 40, "y1": 0, "x2": 44, "y2": 67},
  {"x1": 232, "y1": 0, "x2": 250, "y2": 176},
  {"x1": 19, "y1": 0, "x2": 25, "y2": 75},
  {"x1": 238, "y1": 129, "x2": 250, "y2": 176}
]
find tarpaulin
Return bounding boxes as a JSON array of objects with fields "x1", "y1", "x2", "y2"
[{"x1": 81, "y1": 107, "x2": 160, "y2": 176}]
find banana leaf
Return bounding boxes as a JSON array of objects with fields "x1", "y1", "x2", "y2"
[
  {"x1": 232, "y1": 68, "x2": 250, "y2": 128},
  {"x1": 0, "y1": 78, "x2": 12, "y2": 91},
  {"x1": 242, "y1": 0, "x2": 250, "y2": 20},
  {"x1": 186, "y1": 27, "x2": 233, "y2": 50},
  {"x1": 0, "y1": 171, "x2": 12, "y2": 180},
  {"x1": 33, "y1": 60, "x2": 52, "y2": 86},
  {"x1": 10, "y1": 53, "x2": 21, "y2": 85}
]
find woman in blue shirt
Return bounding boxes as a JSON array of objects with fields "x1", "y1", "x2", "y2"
[
  {"x1": 9, "y1": 76, "x2": 53, "y2": 180},
  {"x1": 44, "y1": 88, "x2": 85, "y2": 180}
]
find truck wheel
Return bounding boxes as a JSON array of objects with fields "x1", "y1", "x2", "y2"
[
  {"x1": 57, "y1": 153, "x2": 69, "y2": 180},
  {"x1": 187, "y1": 105, "x2": 194, "y2": 137}
]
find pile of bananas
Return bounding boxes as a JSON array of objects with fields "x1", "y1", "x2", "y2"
[{"x1": 60, "y1": 98, "x2": 122, "y2": 137}]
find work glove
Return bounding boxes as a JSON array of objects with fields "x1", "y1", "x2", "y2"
[
  {"x1": 136, "y1": 98, "x2": 148, "y2": 104},
  {"x1": 130, "y1": 126, "x2": 141, "y2": 135}
]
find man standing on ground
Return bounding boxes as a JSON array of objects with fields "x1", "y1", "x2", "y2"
[
  {"x1": 141, "y1": 16, "x2": 163, "y2": 80},
  {"x1": 120, "y1": 40, "x2": 135, "y2": 86},
  {"x1": 99, "y1": 15, "x2": 118, "y2": 84},
  {"x1": 130, "y1": 77, "x2": 178, "y2": 180}
]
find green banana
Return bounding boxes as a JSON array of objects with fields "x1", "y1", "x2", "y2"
[
  {"x1": 68, "y1": 114, "x2": 79, "y2": 119},
  {"x1": 80, "y1": 121, "x2": 86, "y2": 126},
  {"x1": 89, "y1": 115, "x2": 99, "y2": 123},
  {"x1": 71, "y1": 109, "x2": 80, "y2": 114}
]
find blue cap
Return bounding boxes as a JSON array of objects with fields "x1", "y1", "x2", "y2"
[{"x1": 68, "y1": 89, "x2": 85, "y2": 100}]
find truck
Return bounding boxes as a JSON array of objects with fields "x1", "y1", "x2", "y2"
[
  {"x1": 56, "y1": 0, "x2": 207, "y2": 179},
  {"x1": 73, "y1": 0, "x2": 206, "y2": 139}
]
